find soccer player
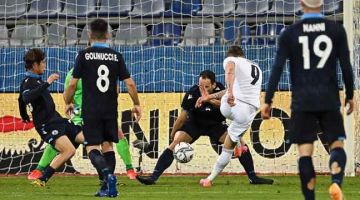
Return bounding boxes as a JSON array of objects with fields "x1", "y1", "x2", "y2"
[
  {"x1": 197, "y1": 46, "x2": 263, "y2": 187},
  {"x1": 136, "y1": 70, "x2": 273, "y2": 185},
  {"x1": 64, "y1": 18, "x2": 142, "y2": 197},
  {"x1": 18, "y1": 48, "x2": 84, "y2": 186},
  {"x1": 261, "y1": 0, "x2": 354, "y2": 199},
  {"x1": 28, "y1": 68, "x2": 137, "y2": 181}
]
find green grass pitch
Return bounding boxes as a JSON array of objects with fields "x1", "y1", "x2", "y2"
[{"x1": 1, "y1": 175, "x2": 359, "y2": 200}]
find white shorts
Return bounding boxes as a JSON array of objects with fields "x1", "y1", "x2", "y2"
[{"x1": 220, "y1": 95, "x2": 257, "y2": 143}]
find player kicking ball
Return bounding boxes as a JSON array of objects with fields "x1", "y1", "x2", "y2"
[
  {"x1": 28, "y1": 67, "x2": 137, "y2": 181},
  {"x1": 262, "y1": 1, "x2": 354, "y2": 199},
  {"x1": 136, "y1": 70, "x2": 273, "y2": 186},
  {"x1": 198, "y1": 46, "x2": 265, "y2": 187},
  {"x1": 18, "y1": 48, "x2": 84, "y2": 187}
]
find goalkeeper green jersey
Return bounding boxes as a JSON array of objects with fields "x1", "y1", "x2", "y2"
[{"x1": 64, "y1": 68, "x2": 83, "y2": 125}]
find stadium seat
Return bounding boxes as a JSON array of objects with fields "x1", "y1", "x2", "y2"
[
  {"x1": 114, "y1": 24, "x2": 147, "y2": 45},
  {"x1": 79, "y1": 24, "x2": 113, "y2": 45},
  {"x1": 234, "y1": 0, "x2": 269, "y2": 16},
  {"x1": 269, "y1": 0, "x2": 302, "y2": 15},
  {"x1": 0, "y1": 25, "x2": 8, "y2": 47},
  {"x1": 60, "y1": 0, "x2": 97, "y2": 18},
  {"x1": 255, "y1": 23, "x2": 285, "y2": 45},
  {"x1": 180, "y1": 23, "x2": 215, "y2": 46},
  {"x1": 164, "y1": 0, "x2": 201, "y2": 17},
  {"x1": 0, "y1": 0, "x2": 27, "y2": 19},
  {"x1": 26, "y1": 0, "x2": 61, "y2": 18},
  {"x1": 223, "y1": 20, "x2": 251, "y2": 45},
  {"x1": 47, "y1": 23, "x2": 66, "y2": 46},
  {"x1": 65, "y1": 25, "x2": 78, "y2": 46},
  {"x1": 10, "y1": 25, "x2": 44, "y2": 46},
  {"x1": 151, "y1": 23, "x2": 182, "y2": 46},
  {"x1": 92, "y1": 0, "x2": 132, "y2": 17},
  {"x1": 322, "y1": 0, "x2": 342, "y2": 14},
  {"x1": 197, "y1": 0, "x2": 236, "y2": 16},
  {"x1": 129, "y1": 0, "x2": 165, "y2": 17}
]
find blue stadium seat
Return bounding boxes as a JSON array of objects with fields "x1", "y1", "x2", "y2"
[
  {"x1": 234, "y1": 0, "x2": 269, "y2": 16},
  {"x1": 92, "y1": 0, "x2": 132, "y2": 17},
  {"x1": 322, "y1": 0, "x2": 342, "y2": 14},
  {"x1": 59, "y1": 0, "x2": 97, "y2": 18},
  {"x1": 47, "y1": 23, "x2": 66, "y2": 46},
  {"x1": 65, "y1": 25, "x2": 78, "y2": 46},
  {"x1": 129, "y1": 0, "x2": 165, "y2": 17},
  {"x1": 255, "y1": 24, "x2": 285, "y2": 45},
  {"x1": 114, "y1": 24, "x2": 147, "y2": 45},
  {"x1": 269, "y1": 0, "x2": 302, "y2": 16},
  {"x1": 26, "y1": 0, "x2": 61, "y2": 18},
  {"x1": 0, "y1": 25, "x2": 8, "y2": 47},
  {"x1": 180, "y1": 23, "x2": 215, "y2": 46},
  {"x1": 164, "y1": 0, "x2": 201, "y2": 17},
  {"x1": 10, "y1": 25, "x2": 44, "y2": 46},
  {"x1": 223, "y1": 20, "x2": 251, "y2": 45},
  {"x1": 197, "y1": 0, "x2": 235, "y2": 16},
  {"x1": 0, "y1": 0, "x2": 27, "y2": 19},
  {"x1": 151, "y1": 23, "x2": 181, "y2": 46}
]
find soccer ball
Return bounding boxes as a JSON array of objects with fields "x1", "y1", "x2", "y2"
[{"x1": 174, "y1": 142, "x2": 194, "y2": 163}]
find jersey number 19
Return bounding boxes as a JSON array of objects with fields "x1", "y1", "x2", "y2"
[{"x1": 298, "y1": 35, "x2": 333, "y2": 70}]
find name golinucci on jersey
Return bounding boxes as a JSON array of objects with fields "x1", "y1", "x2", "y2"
[
  {"x1": 303, "y1": 23, "x2": 325, "y2": 33},
  {"x1": 84, "y1": 52, "x2": 119, "y2": 61}
]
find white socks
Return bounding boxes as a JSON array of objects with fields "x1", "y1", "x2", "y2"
[{"x1": 207, "y1": 148, "x2": 233, "y2": 181}]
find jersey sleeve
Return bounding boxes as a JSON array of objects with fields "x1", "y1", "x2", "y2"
[
  {"x1": 118, "y1": 54, "x2": 131, "y2": 81},
  {"x1": 18, "y1": 81, "x2": 30, "y2": 122},
  {"x1": 265, "y1": 28, "x2": 290, "y2": 104},
  {"x1": 216, "y1": 82, "x2": 226, "y2": 90},
  {"x1": 64, "y1": 68, "x2": 74, "y2": 90},
  {"x1": 72, "y1": 52, "x2": 83, "y2": 79},
  {"x1": 22, "y1": 79, "x2": 50, "y2": 104},
  {"x1": 223, "y1": 57, "x2": 238, "y2": 70},
  {"x1": 337, "y1": 25, "x2": 354, "y2": 100},
  {"x1": 181, "y1": 92, "x2": 191, "y2": 111}
]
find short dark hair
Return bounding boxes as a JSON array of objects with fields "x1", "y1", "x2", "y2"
[
  {"x1": 24, "y1": 48, "x2": 45, "y2": 70},
  {"x1": 90, "y1": 18, "x2": 108, "y2": 39},
  {"x1": 227, "y1": 46, "x2": 244, "y2": 57},
  {"x1": 199, "y1": 70, "x2": 216, "y2": 84}
]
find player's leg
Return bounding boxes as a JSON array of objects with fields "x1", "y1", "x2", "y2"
[
  {"x1": 201, "y1": 133, "x2": 237, "y2": 187},
  {"x1": 291, "y1": 112, "x2": 318, "y2": 200},
  {"x1": 136, "y1": 130, "x2": 195, "y2": 185},
  {"x1": 217, "y1": 133, "x2": 273, "y2": 185},
  {"x1": 28, "y1": 144, "x2": 58, "y2": 180},
  {"x1": 83, "y1": 118, "x2": 113, "y2": 197},
  {"x1": 320, "y1": 111, "x2": 347, "y2": 200},
  {"x1": 101, "y1": 118, "x2": 120, "y2": 197},
  {"x1": 115, "y1": 129, "x2": 136, "y2": 179},
  {"x1": 201, "y1": 100, "x2": 257, "y2": 187},
  {"x1": 34, "y1": 135, "x2": 76, "y2": 186}
]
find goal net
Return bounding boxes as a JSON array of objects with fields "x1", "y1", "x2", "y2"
[{"x1": 0, "y1": 0, "x2": 356, "y2": 175}]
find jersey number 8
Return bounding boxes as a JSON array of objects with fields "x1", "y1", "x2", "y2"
[
  {"x1": 298, "y1": 34, "x2": 333, "y2": 70},
  {"x1": 96, "y1": 65, "x2": 110, "y2": 93}
]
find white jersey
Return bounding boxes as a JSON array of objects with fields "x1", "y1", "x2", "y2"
[{"x1": 223, "y1": 56, "x2": 262, "y2": 108}]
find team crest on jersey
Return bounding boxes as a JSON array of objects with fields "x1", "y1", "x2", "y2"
[{"x1": 52, "y1": 130, "x2": 59, "y2": 136}]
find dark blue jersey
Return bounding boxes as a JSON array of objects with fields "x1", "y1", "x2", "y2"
[
  {"x1": 73, "y1": 43, "x2": 130, "y2": 119},
  {"x1": 181, "y1": 82, "x2": 226, "y2": 127},
  {"x1": 18, "y1": 73, "x2": 62, "y2": 127},
  {"x1": 265, "y1": 15, "x2": 354, "y2": 111}
]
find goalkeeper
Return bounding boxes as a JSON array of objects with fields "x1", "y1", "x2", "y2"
[{"x1": 28, "y1": 67, "x2": 137, "y2": 181}]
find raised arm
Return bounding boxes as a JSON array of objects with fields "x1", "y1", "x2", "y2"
[{"x1": 22, "y1": 74, "x2": 58, "y2": 104}]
